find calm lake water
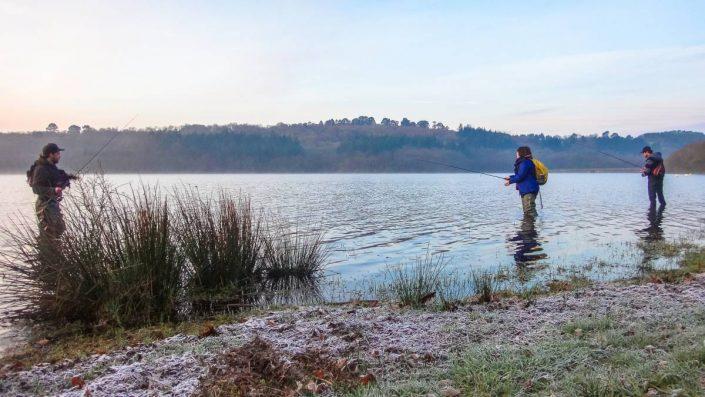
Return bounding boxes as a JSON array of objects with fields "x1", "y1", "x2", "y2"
[
  {"x1": 2, "y1": 172, "x2": 703, "y2": 280},
  {"x1": 1, "y1": 172, "x2": 704, "y2": 348}
]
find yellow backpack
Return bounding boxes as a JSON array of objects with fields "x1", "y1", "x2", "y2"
[{"x1": 532, "y1": 159, "x2": 549, "y2": 185}]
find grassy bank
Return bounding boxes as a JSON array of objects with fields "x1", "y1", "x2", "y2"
[
  {"x1": 2, "y1": 231, "x2": 703, "y2": 371},
  {"x1": 355, "y1": 308, "x2": 705, "y2": 397}
]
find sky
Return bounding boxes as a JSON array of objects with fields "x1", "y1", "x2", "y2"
[{"x1": 1, "y1": 0, "x2": 704, "y2": 135}]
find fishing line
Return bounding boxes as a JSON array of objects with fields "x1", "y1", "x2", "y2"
[
  {"x1": 414, "y1": 158, "x2": 506, "y2": 179},
  {"x1": 75, "y1": 115, "x2": 138, "y2": 174},
  {"x1": 596, "y1": 150, "x2": 642, "y2": 168}
]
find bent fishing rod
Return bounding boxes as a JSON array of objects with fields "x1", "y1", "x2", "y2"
[
  {"x1": 596, "y1": 150, "x2": 642, "y2": 168},
  {"x1": 75, "y1": 115, "x2": 138, "y2": 174},
  {"x1": 415, "y1": 158, "x2": 506, "y2": 179}
]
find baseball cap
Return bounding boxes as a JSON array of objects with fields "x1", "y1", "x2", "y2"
[{"x1": 42, "y1": 143, "x2": 65, "y2": 157}]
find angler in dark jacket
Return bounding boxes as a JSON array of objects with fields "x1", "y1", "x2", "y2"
[
  {"x1": 641, "y1": 146, "x2": 666, "y2": 208},
  {"x1": 27, "y1": 143, "x2": 77, "y2": 239},
  {"x1": 505, "y1": 146, "x2": 540, "y2": 217}
]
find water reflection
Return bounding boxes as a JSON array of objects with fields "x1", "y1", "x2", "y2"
[
  {"x1": 638, "y1": 205, "x2": 666, "y2": 266},
  {"x1": 508, "y1": 215, "x2": 548, "y2": 267}
]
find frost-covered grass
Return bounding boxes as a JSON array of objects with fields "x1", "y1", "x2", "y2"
[{"x1": 350, "y1": 310, "x2": 705, "y2": 397}]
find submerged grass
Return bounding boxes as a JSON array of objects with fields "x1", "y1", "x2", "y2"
[
  {"x1": 261, "y1": 224, "x2": 327, "y2": 304},
  {"x1": 174, "y1": 189, "x2": 265, "y2": 311}
]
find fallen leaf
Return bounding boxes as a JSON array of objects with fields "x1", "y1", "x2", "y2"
[
  {"x1": 71, "y1": 375, "x2": 85, "y2": 389},
  {"x1": 440, "y1": 386, "x2": 461, "y2": 397},
  {"x1": 305, "y1": 380, "x2": 319, "y2": 393},
  {"x1": 313, "y1": 369, "x2": 326, "y2": 380},
  {"x1": 359, "y1": 373, "x2": 376, "y2": 385},
  {"x1": 335, "y1": 358, "x2": 348, "y2": 370},
  {"x1": 199, "y1": 323, "x2": 218, "y2": 338}
]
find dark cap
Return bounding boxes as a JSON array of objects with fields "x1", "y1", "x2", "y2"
[
  {"x1": 641, "y1": 146, "x2": 653, "y2": 154},
  {"x1": 42, "y1": 143, "x2": 65, "y2": 157}
]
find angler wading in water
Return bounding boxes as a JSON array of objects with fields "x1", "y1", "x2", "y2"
[
  {"x1": 504, "y1": 146, "x2": 543, "y2": 217},
  {"x1": 26, "y1": 143, "x2": 78, "y2": 241},
  {"x1": 641, "y1": 146, "x2": 666, "y2": 209}
]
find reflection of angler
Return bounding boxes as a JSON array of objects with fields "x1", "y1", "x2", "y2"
[
  {"x1": 639, "y1": 206, "x2": 666, "y2": 267},
  {"x1": 509, "y1": 216, "x2": 547, "y2": 265},
  {"x1": 642, "y1": 206, "x2": 665, "y2": 243}
]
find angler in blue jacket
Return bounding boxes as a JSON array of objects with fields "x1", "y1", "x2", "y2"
[{"x1": 504, "y1": 146, "x2": 539, "y2": 217}]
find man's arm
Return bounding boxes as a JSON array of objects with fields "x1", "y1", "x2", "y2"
[{"x1": 642, "y1": 158, "x2": 654, "y2": 176}]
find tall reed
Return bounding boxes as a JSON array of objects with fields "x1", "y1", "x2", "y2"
[
  {"x1": 0, "y1": 178, "x2": 329, "y2": 326},
  {"x1": 173, "y1": 189, "x2": 265, "y2": 311},
  {"x1": 0, "y1": 178, "x2": 184, "y2": 326},
  {"x1": 261, "y1": 224, "x2": 327, "y2": 304},
  {"x1": 386, "y1": 254, "x2": 446, "y2": 308}
]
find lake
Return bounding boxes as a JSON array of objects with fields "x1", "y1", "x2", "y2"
[
  {"x1": 2, "y1": 172, "x2": 703, "y2": 282},
  {"x1": 1, "y1": 172, "x2": 704, "y2": 349}
]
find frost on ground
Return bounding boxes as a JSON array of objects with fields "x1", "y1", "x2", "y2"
[{"x1": 1, "y1": 275, "x2": 705, "y2": 396}]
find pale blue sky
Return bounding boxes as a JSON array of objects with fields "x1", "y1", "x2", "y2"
[{"x1": 1, "y1": 0, "x2": 704, "y2": 134}]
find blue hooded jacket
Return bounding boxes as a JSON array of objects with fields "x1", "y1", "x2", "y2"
[{"x1": 509, "y1": 157, "x2": 540, "y2": 196}]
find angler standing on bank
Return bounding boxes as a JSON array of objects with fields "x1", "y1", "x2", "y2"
[
  {"x1": 26, "y1": 143, "x2": 78, "y2": 239},
  {"x1": 641, "y1": 146, "x2": 666, "y2": 208}
]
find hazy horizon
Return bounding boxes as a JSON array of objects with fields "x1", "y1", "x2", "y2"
[
  {"x1": 0, "y1": 117, "x2": 703, "y2": 137},
  {"x1": 2, "y1": 1, "x2": 704, "y2": 135}
]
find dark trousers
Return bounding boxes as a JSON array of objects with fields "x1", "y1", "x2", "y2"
[{"x1": 648, "y1": 176, "x2": 666, "y2": 207}]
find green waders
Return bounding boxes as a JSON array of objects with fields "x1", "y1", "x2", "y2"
[
  {"x1": 521, "y1": 193, "x2": 538, "y2": 218},
  {"x1": 36, "y1": 198, "x2": 65, "y2": 240}
]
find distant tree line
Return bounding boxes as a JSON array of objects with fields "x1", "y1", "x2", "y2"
[
  {"x1": 667, "y1": 140, "x2": 705, "y2": 173},
  {"x1": 1, "y1": 117, "x2": 702, "y2": 173}
]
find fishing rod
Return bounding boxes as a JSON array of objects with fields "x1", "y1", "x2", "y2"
[
  {"x1": 596, "y1": 150, "x2": 642, "y2": 168},
  {"x1": 75, "y1": 115, "x2": 138, "y2": 174},
  {"x1": 415, "y1": 158, "x2": 506, "y2": 179}
]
